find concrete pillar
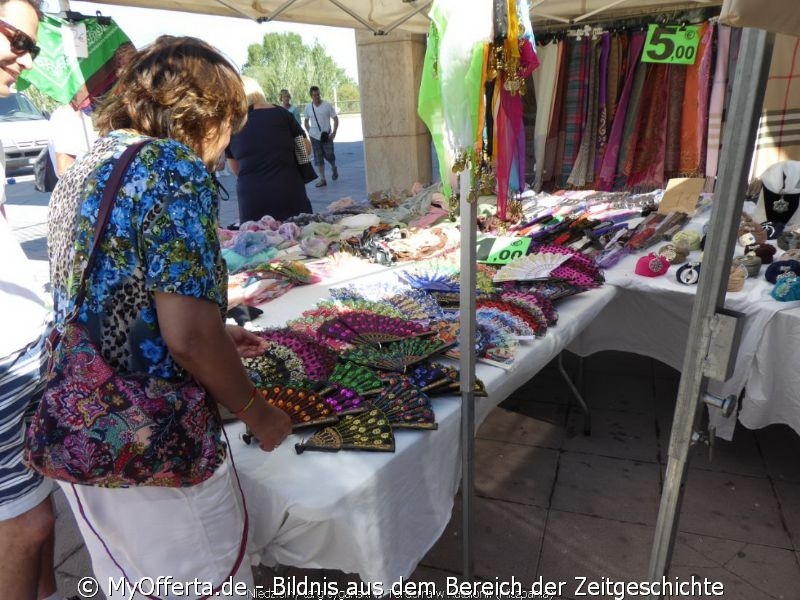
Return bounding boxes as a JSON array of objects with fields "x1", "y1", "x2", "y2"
[{"x1": 355, "y1": 30, "x2": 432, "y2": 194}]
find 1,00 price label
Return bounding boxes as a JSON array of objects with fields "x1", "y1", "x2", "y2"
[
  {"x1": 476, "y1": 237, "x2": 531, "y2": 265},
  {"x1": 642, "y1": 24, "x2": 700, "y2": 65}
]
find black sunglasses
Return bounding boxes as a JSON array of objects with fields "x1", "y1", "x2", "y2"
[{"x1": 0, "y1": 19, "x2": 40, "y2": 60}]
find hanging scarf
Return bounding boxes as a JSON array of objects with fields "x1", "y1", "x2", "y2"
[
  {"x1": 559, "y1": 36, "x2": 591, "y2": 187},
  {"x1": 532, "y1": 41, "x2": 559, "y2": 188},
  {"x1": 568, "y1": 37, "x2": 602, "y2": 188},
  {"x1": 594, "y1": 32, "x2": 611, "y2": 174},
  {"x1": 678, "y1": 22, "x2": 713, "y2": 176},
  {"x1": 543, "y1": 40, "x2": 568, "y2": 187},
  {"x1": 417, "y1": 0, "x2": 493, "y2": 198},
  {"x1": 664, "y1": 64, "x2": 687, "y2": 178},
  {"x1": 597, "y1": 32, "x2": 645, "y2": 191},
  {"x1": 627, "y1": 63, "x2": 671, "y2": 189}
]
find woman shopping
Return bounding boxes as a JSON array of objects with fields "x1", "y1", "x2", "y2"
[
  {"x1": 32, "y1": 36, "x2": 291, "y2": 597},
  {"x1": 226, "y1": 76, "x2": 313, "y2": 223}
]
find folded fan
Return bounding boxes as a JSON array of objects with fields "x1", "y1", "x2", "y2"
[
  {"x1": 295, "y1": 407, "x2": 395, "y2": 453},
  {"x1": 370, "y1": 376, "x2": 437, "y2": 429}
]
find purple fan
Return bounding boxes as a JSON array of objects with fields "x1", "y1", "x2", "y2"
[{"x1": 323, "y1": 385, "x2": 367, "y2": 415}]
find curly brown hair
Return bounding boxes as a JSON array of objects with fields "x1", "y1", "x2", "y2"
[{"x1": 95, "y1": 36, "x2": 247, "y2": 159}]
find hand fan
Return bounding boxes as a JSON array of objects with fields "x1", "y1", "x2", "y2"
[
  {"x1": 261, "y1": 384, "x2": 339, "y2": 430},
  {"x1": 323, "y1": 385, "x2": 367, "y2": 416},
  {"x1": 343, "y1": 338, "x2": 454, "y2": 372},
  {"x1": 370, "y1": 376, "x2": 437, "y2": 429},
  {"x1": 493, "y1": 252, "x2": 572, "y2": 282},
  {"x1": 324, "y1": 361, "x2": 384, "y2": 396},
  {"x1": 319, "y1": 312, "x2": 433, "y2": 345},
  {"x1": 295, "y1": 407, "x2": 395, "y2": 453}
]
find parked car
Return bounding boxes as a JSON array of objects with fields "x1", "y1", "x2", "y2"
[{"x1": 0, "y1": 92, "x2": 50, "y2": 175}]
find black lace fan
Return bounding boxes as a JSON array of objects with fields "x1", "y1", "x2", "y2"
[{"x1": 295, "y1": 407, "x2": 395, "y2": 453}]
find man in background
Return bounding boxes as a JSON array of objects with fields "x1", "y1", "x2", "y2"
[{"x1": 303, "y1": 85, "x2": 339, "y2": 187}]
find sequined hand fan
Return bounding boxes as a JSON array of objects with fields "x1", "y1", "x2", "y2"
[
  {"x1": 323, "y1": 385, "x2": 367, "y2": 416},
  {"x1": 370, "y1": 376, "x2": 437, "y2": 429},
  {"x1": 295, "y1": 407, "x2": 395, "y2": 453},
  {"x1": 493, "y1": 252, "x2": 573, "y2": 282},
  {"x1": 323, "y1": 361, "x2": 384, "y2": 396},
  {"x1": 343, "y1": 338, "x2": 454, "y2": 372},
  {"x1": 319, "y1": 312, "x2": 433, "y2": 345},
  {"x1": 251, "y1": 329, "x2": 337, "y2": 382},
  {"x1": 261, "y1": 384, "x2": 339, "y2": 430}
]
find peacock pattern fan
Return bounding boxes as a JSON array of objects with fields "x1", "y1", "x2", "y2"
[
  {"x1": 343, "y1": 338, "x2": 454, "y2": 373},
  {"x1": 370, "y1": 377, "x2": 437, "y2": 429},
  {"x1": 295, "y1": 407, "x2": 395, "y2": 453},
  {"x1": 261, "y1": 384, "x2": 339, "y2": 430},
  {"x1": 324, "y1": 361, "x2": 384, "y2": 396},
  {"x1": 319, "y1": 311, "x2": 433, "y2": 345}
]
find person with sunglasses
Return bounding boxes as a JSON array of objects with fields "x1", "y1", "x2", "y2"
[{"x1": 0, "y1": 4, "x2": 79, "y2": 600}]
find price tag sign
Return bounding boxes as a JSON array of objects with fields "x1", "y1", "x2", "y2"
[
  {"x1": 476, "y1": 236, "x2": 531, "y2": 265},
  {"x1": 642, "y1": 24, "x2": 700, "y2": 65}
]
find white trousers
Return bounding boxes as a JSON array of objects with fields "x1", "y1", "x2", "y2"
[{"x1": 59, "y1": 459, "x2": 254, "y2": 599}]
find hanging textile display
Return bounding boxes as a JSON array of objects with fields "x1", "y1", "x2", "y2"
[
  {"x1": 418, "y1": 0, "x2": 493, "y2": 204},
  {"x1": 531, "y1": 40, "x2": 559, "y2": 188},
  {"x1": 678, "y1": 22, "x2": 714, "y2": 177},
  {"x1": 596, "y1": 32, "x2": 645, "y2": 191},
  {"x1": 17, "y1": 13, "x2": 132, "y2": 109},
  {"x1": 489, "y1": 0, "x2": 538, "y2": 219},
  {"x1": 557, "y1": 36, "x2": 591, "y2": 187},
  {"x1": 750, "y1": 34, "x2": 800, "y2": 180}
]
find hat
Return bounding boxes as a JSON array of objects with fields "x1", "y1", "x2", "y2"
[
  {"x1": 635, "y1": 253, "x2": 670, "y2": 277},
  {"x1": 765, "y1": 259, "x2": 800, "y2": 283},
  {"x1": 771, "y1": 271, "x2": 800, "y2": 301}
]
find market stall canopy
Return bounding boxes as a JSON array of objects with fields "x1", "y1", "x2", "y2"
[{"x1": 75, "y1": 0, "x2": 730, "y2": 34}]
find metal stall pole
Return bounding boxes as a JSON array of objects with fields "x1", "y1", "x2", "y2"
[
  {"x1": 646, "y1": 27, "x2": 774, "y2": 597},
  {"x1": 459, "y1": 169, "x2": 478, "y2": 582}
]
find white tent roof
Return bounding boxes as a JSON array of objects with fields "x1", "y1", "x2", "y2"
[{"x1": 77, "y1": 0, "x2": 727, "y2": 35}]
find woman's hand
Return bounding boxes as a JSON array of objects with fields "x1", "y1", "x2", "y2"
[
  {"x1": 226, "y1": 324, "x2": 267, "y2": 358},
  {"x1": 249, "y1": 402, "x2": 292, "y2": 452}
]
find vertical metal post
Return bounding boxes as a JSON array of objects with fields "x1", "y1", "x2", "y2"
[
  {"x1": 58, "y1": 0, "x2": 71, "y2": 10},
  {"x1": 646, "y1": 27, "x2": 774, "y2": 596},
  {"x1": 459, "y1": 170, "x2": 477, "y2": 582}
]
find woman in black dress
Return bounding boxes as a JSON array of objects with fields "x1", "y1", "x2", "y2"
[{"x1": 226, "y1": 77, "x2": 313, "y2": 222}]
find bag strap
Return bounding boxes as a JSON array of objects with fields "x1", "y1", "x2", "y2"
[
  {"x1": 69, "y1": 139, "x2": 152, "y2": 319},
  {"x1": 311, "y1": 103, "x2": 325, "y2": 134},
  {"x1": 70, "y1": 427, "x2": 249, "y2": 600}
]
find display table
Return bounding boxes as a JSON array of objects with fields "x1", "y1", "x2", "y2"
[
  {"x1": 226, "y1": 266, "x2": 617, "y2": 587},
  {"x1": 568, "y1": 213, "x2": 800, "y2": 439}
]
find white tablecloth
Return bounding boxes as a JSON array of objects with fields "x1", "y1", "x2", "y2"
[
  {"x1": 227, "y1": 269, "x2": 617, "y2": 586},
  {"x1": 569, "y1": 215, "x2": 800, "y2": 439}
]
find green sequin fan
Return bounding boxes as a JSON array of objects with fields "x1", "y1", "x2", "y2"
[
  {"x1": 295, "y1": 407, "x2": 395, "y2": 453},
  {"x1": 321, "y1": 361, "x2": 384, "y2": 396},
  {"x1": 343, "y1": 338, "x2": 454, "y2": 372}
]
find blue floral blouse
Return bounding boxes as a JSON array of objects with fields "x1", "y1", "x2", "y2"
[{"x1": 48, "y1": 131, "x2": 227, "y2": 380}]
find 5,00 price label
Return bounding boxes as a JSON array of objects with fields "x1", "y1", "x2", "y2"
[{"x1": 642, "y1": 24, "x2": 700, "y2": 65}]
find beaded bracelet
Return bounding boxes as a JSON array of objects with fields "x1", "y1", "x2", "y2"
[{"x1": 233, "y1": 387, "x2": 259, "y2": 417}]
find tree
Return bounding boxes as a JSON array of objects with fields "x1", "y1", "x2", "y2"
[{"x1": 242, "y1": 32, "x2": 358, "y2": 111}]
